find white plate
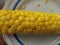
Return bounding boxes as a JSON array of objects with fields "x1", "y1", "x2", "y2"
[
  {"x1": 3, "y1": 0, "x2": 60, "y2": 45},
  {"x1": 17, "y1": 0, "x2": 60, "y2": 13}
]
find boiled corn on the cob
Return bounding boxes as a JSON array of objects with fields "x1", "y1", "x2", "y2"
[{"x1": 0, "y1": 10, "x2": 60, "y2": 34}]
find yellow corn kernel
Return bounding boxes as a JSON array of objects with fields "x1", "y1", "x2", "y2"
[
  {"x1": 8, "y1": 25, "x2": 16, "y2": 34},
  {"x1": 21, "y1": 21, "x2": 31, "y2": 29},
  {"x1": 4, "y1": 21, "x2": 9, "y2": 26},
  {"x1": 2, "y1": 26, "x2": 8, "y2": 34},
  {"x1": 17, "y1": 25, "x2": 23, "y2": 33},
  {"x1": 14, "y1": 20, "x2": 20, "y2": 27},
  {"x1": 9, "y1": 19, "x2": 14, "y2": 26},
  {"x1": 25, "y1": 16, "x2": 35, "y2": 22},
  {"x1": 12, "y1": 14, "x2": 18, "y2": 20},
  {"x1": 0, "y1": 22, "x2": 3, "y2": 28},
  {"x1": 18, "y1": 16, "x2": 25, "y2": 22},
  {"x1": 6, "y1": 14, "x2": 11, "y2": 20},
  {"x1": 23, "y1": 29, "x2": 27, "y2": 34},
  {"x1": 0, "y1": 10, "x2": 59, "y2": 34},
  {"x1": 1, "y1": 16, "x2": 7, "y2": 22}
]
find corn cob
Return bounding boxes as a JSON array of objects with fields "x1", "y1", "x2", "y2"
[{"x1": 0, "y1": 10, "x2": 60, "y2": 34}]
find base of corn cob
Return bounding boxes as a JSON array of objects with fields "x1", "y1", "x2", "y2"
[{"x1": 0, "y1": 10, "x2": 60, "y2": 34}]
